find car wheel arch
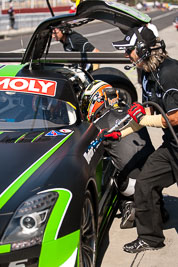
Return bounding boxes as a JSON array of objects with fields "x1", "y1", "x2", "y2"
[
  {"x1": 79, "y1": 188, "x2": 97, "y2": 266},
  {"x1": 91, "y1": 66, "x2": 138, "y2": 103},
  {"x1": 85, "y1": 178, "x2": 99, "y2": 228}
]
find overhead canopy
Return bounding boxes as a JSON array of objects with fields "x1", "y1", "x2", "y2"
[{"x1": 22, "y1": 0, "x2": 151, "y2": 64}]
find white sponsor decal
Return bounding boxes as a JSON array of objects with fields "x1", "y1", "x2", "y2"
[
  {"x1": 59, "y1": 129, "x2": 72, "y2": 133},
  {"x1": 84, "y1": 147, "x2": 95, "y2": 164},
  {"x1": 9, "y1": 259, "x2": 28, "y2": 267}
]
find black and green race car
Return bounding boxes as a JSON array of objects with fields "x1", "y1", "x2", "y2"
[{"x1": 0, "y1": 1, "x2": 151, "y2": 266}]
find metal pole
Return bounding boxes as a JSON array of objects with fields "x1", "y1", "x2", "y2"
[
  {"x1": 2, "y1": 0, "x2": 5, "y2": 10},
  {"x1": 53, "y1": 0, "x2": 57, "y2": 7},
  {"x1": 31, "y1": 0, "x2": 34, "y2": 9}
]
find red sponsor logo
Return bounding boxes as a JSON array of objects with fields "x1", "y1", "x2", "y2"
[{"x1": 0, "y1": 77, "x2": 56, "y2": 96}]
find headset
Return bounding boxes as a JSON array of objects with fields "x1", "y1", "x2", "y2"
[
  {"x1": 134, "y1": 28, "x2": 151, "y2": 59},
  {"x1": 134, "y1": 27, "x2": 166, "y2": 60},
  {"x1": 51, "y1": 23, "x2": 72, "y2": 35},
  {"x1": 124, "y1": 28, "x2": 166, "y2": 71},
  {"x1": 59, "y1": 25, "x2": 72, "y2": 35}
]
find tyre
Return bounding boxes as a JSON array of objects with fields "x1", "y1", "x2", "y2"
[
  {"x1": 91, "y1": 67, "x2": 138, "y2": 105},
  {"x1": 79, "y1": 190, "x2": 97, "y2": 267},
  {"x1": 111, "y1": 82, "x2": 136, "y2": 106}
]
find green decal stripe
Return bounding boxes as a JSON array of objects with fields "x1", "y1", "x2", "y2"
[
  {"x1": 42, "y1": 189, "x2": 72, "y2": 242},
  {"x1": 0, "y1": 244, "x2": 11, "y2": 253},
  {"x1": 0, "y1": 132, "x2": 73, "y2": 209},
  {"x1": 39, "y1": 230, "x2": 80, "y2": 267},
  {"x1": 107, "y1": 2, "x2": 151, "y2": 22},
  {"x1": 31, "y1": 132, "x2": 45, "y2": 143},
  {"x1": 99, "y1": 194, "x2": 117, "y2": 234},
  {"x1": 0, "y1": 132, "x2": 3, "y2": 135},
  {"x1": 39, "y1": 189, "x2": 80, "y2": 266},
  {"x1": 14, "y1": 133, "x2": 27, "y2": 143},
  {"x1": 0, "y1": 65, "x2": 25, "y2": 77}
]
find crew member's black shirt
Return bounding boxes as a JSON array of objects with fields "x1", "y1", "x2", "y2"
[
  {"x1": 63, "y1": 31, "x2": 95, "y2": 52},
  {"x1": 142, "y1": 57, "x2": 178, "y2": 146}
]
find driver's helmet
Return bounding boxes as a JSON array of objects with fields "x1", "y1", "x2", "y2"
[{"x1": 82, "y1": 80, "x2": 119, "y2": 122}]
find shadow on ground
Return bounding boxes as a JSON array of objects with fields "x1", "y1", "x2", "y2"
[
  {"x1": 96, "y1": 211, "x2": 122, "y2": 267},
  {"x1": 96, "y1": 194, "x2": 178, "y2": 266}
]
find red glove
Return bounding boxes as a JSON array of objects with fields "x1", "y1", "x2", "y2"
[
  {"x1": 97, "y1": 129, "x2": 121, "y2": 141},
  {"x1": 96, "y1": 129, "x2": 108, "y2": 141},
  {"x1": 104, "y1": 130, "x2": 121, "y2": 141},
  {"x1": 128, "y1": 102, "x2": 146, "y2": 123}
]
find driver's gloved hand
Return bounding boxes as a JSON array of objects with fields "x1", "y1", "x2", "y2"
[{"x1": 128, "y1": 102, "x2": 146, "y2": 124}]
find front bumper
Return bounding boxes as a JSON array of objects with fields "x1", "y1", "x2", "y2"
[
  {"x1": 0, "y1": 245, "x2": 40, "y2": 267},
  {"x1": 0, "y1": 230, "x2": 80, "y2": 267}
]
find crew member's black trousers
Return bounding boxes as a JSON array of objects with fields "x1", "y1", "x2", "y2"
[{"x1": 135, "y1": 143, "x2": 178, "y2": 247}]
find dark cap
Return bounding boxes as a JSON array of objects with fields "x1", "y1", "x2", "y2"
[{"x1": 112, "y1": 26, "x2": 157, "y2": 50}]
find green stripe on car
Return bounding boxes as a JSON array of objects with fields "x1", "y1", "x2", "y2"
[
  {"x1": 0, "y1": 244, "x2": 11, "y2": 253},
  {"x1": 31, "y1": 132, "x2": 45, "y2": 143},
  {"x1": 0, "y1": 132, "x2": 73, "y2": 209},
  {"x1": 40, "y1": 231, "x2": 80, "y2": 267},
  {"x1": 39, "y1": 188, "x2": 80, "y2": 267},
  {"x1": 0, "y1": 64, "x2": 25, "y2": 77},
  {"x1": 14, "y1": 133, "x2": 27, "y2": 143},
  {"x1": 106, "y1": 2, "x2": 151, "y2": 22}
]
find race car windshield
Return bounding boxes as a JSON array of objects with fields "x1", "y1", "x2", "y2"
[{"x1": 0, "y1": 92, "x2": 77, "y2": 130}]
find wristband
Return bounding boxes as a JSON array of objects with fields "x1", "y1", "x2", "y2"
[
  {"x1": 120, "y1": 120, "x2": 143, "y2": 138},
  {"x1": 139, "y1": 114, "x2": 166, "y2": 128}
]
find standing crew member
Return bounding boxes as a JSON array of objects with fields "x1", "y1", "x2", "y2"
[
  {"x1": 8, "y1": 3, "x2": 15, "y2": 29},
  {"x1": 52, "y1": 26, "x2": 99, "y2": 71},
  {"x1": 100, "y1": 25, "x2": 178, "y2": 252}
]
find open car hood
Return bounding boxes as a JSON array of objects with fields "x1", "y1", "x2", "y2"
[{"x1": 22, "y1": 0, "x2": 151, "y2": 64}]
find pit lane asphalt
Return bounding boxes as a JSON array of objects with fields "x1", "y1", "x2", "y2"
[{"x1": 97, "y1": 24, "x2": 178, "y2": 267}]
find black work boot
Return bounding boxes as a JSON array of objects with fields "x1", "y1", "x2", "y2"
[
  {"x1": 120, "y1": 201, "x2": 135, "y2": 229},
  {"x1": 123, "y1": 238, "x2": 165, "y2": 253}
]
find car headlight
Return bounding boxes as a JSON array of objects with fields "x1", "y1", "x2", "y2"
[{"x1": 1, "y1": 191, "x2": 58, "y2": 251}]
